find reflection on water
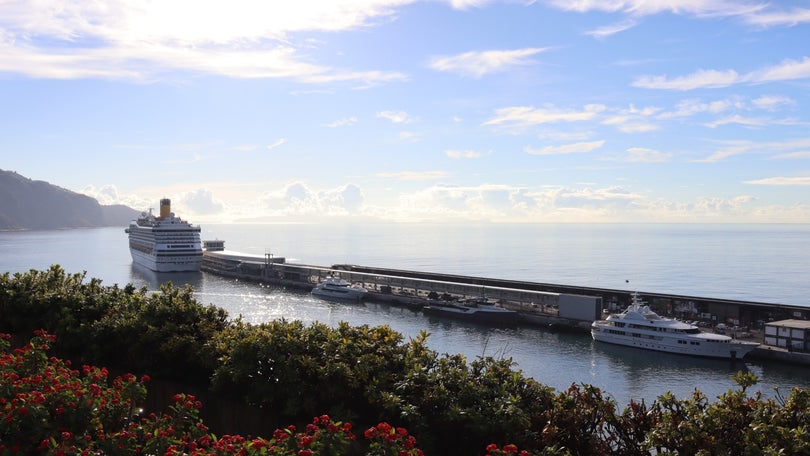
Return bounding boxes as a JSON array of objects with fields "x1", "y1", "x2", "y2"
[{"x1": 129, "y1": 263, "x2": 204, "y2": 290}]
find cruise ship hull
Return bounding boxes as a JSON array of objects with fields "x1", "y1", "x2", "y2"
[{"x1": 129, "y1": 248, "x2": 203, "y2": 273}]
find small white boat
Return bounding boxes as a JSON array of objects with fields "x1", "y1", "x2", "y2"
[
  {"x1": 591, "y1": 292, "x2": 759, "y2": 360},
  {"x1": 311, "y1": 276, "x2": 368, "y2": 302}
]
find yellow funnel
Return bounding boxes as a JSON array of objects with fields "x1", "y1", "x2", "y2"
[{"x1": 160, "y1": 198, "x2": 171, "y2": 218}]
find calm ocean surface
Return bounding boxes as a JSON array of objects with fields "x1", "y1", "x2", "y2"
[{"x1": 2, "y1": 223, "x2": 810, "y2": 406}]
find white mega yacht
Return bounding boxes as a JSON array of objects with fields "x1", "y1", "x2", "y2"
[{"x1": 591, "y1": 292, "x2": 759, "y2": 360}]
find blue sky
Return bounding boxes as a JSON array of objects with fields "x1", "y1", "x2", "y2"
[{"x1": 2, "y1": 0, "x2": 810, "y2": 223}]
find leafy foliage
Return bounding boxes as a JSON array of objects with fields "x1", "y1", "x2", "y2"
[{"x1": 0, "y1": 331, "x2": 424, "y2": 455}]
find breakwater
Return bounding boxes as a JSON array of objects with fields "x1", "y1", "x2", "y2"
[{"x1": 200, "y1": 248, "x2": 807, "y2": 333}]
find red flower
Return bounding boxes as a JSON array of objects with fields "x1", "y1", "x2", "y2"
[
  {"x1": 298, "y1": 435, "x2": 314, "y2": 447},
  {"x1": 298, "y1": 450, "x2": 313, "y2": 456},
  {"x1": 503, "y1": 444, "x2": 519, "y2": 453},
  {"x1": 364, "y1": 427, "x2": 377, "y2": 439}
]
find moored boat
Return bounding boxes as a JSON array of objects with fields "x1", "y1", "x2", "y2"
[
  {"x1": 422, "y1": 297, "x2": 519, "y2": 325},
  {"x1": 311, "y1": 276, "x2": 368, "y2": 302},
  {"x1": 591, "y1": 292, "x2": 759, "y2": 359}
]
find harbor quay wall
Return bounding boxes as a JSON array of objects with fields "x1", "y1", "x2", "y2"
[
  {"x1": 330, "y1": 264, "x2": 809, "y2": 332},
  {"x1": 200, "y1": 250, "x2": 808, "y2": 334},
  {"x1": 201, "y1": 250, "x2": 810, "y2": 365},
  {"x1": 201, "y1": 252, "x2": 601, "y2": 329}
]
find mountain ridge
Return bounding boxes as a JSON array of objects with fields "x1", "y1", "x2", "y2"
[{"x1": 0, "y1": 169, "x2": 140, "y2": 231}]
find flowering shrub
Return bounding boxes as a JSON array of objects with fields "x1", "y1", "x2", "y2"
[
  {"x1": 484, "y1": 443, "x2": 530, "y2": 456},
  {"x1": 363, "y1": 421, "x2": 423, "y2": 456},
  {"x1": 0, "y1": 331, "x2": 425, "y2": 456}
]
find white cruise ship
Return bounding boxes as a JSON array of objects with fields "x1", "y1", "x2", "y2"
[
  {"x1": 125, "y1": 199, "x2": 202, "y2": 272},
  {"x1": 591, "y1": 292, "x2": 759, "y2": 360}
]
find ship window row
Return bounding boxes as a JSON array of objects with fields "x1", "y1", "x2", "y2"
[
  {"x1": 631, "y1": 333, "x2": 663, "y2": 341},
  {"x1": 628, "y1": 323, "x2": 676, "y2": 333},
  {"x1": 677, "y1": 340, "x2": 701, "y2": 345},
  {"x1": 129, "y1": 235, "x2": 199, "y2": 242}
]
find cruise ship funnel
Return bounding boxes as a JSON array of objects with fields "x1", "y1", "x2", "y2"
[{"x1": 160, "y1": 198, "x2": 171, "y2": 218}]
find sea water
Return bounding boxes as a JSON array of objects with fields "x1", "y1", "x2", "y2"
[{"x1": 1, "y1": 223, "x2": 809, "y2": 406}]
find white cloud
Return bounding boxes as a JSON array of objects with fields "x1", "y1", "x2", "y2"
[
  {"x1": 633, "y1": 57, "x2": 810, "y2": 90},
  {"x1": 324, "y1": 117, "x2": 358, "y2": 127},
  {"x1": 695, "y1": 138, "x2": 810, "y2": 163},
  {"x1": 387, "y1": 182, "x2": 795, "y2": 223},
  {"x1": 748, "y1": 57, "x2": 810, "y2": 83},
  {"x1": 658, "y1": 98, "x2": 739, "y2": 118},
  {"x1": 772, "y1": 151, "x2": 810, "y2": 160},
  {"x1": 395, "y1": 184, "x2": 546, "y2": 221},
  {"x1": 691, "y1": 195, "x2": 756, "y2": 214},
  {"x1": 0, "y1": 0, "x2": 411, "y2": 82},
  {"x1": 585, "y1": 19, "x2": 638, "y2": 38},
  {"x1": 633, "y1": 69, "x2": 741, "y2": 90},
  {"x1": 617, "y1": 123, "x2": 658, "y2": 133},
  {"x1": 552, "y1": 186, "x2": 643, "y2": 206},
  {"x1": 547, "y1": 0, "x2": 810, "y2": 30},
  {"x1": 446, "y1": 0, "x2": 490, "y2": 9},
  {"x1": 694, "y1": 143, "x2": 750, "y2": 163},
  {"x1": 176, "y1": 188, "x2": 226, "y2": 215},
  {"x1": 377, "y1": 111, "x2": 413, "y2": 123},
  {"x1": 446, "y1": 149, "x2": 485, "y2": 159},
  {"x1": 618, "y1": 147, "x2": 671, "y2": 163},
  {"x1": 547, "y1": 0, "x2": 767, "y2": 17},
  {"x1": 267, "y1": 138, "x2": 287, "y2": 151},
  {"x1": 525, "y1": 140, "x2": 605, "y2": 155},
  {"x1": 743, "y1": 8, "x2": 810, "y2": 27},
  {"x1": 260, "y1": 181, "x2": 366, "y2": 216},
  {"x1": 80, "y1": 184, "x2": 151, "y2": 210},
  {"x1": 704, "y1": 115, "x2": 767, "y2": 128},
  {"x1": 601, "y1": 105, "x2": 661, "y2": 133},
  {"x1": 483, "y1": 104, "x2": 606, "y2": 131},
  {"x1": 398, "y1": 131, "x2": 419, "y2": 141},
  {"x1": 429, "y1": 47, "x2": 547, "y2": 78},
  {"x1": 744, "y1": 176, "x2": 810, "y2": 186},
  {"x1": 751, "y1": 95, "x2": 795, "y2": 111}
]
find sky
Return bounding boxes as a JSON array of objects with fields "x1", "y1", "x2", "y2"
[{"x1": 2, "y1": 0, "x2": 810, "y2": 224}]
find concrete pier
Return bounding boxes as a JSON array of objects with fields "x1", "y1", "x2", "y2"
[{"x1": 200, "y1": 247, "x2": 810, "y2": 364}]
